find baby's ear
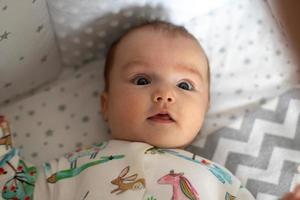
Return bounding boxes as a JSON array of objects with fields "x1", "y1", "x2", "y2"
[{"x1": 100, "y1": 92, "x2": 108, "y2": 122}]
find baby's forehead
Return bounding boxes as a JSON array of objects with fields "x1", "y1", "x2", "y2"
[
  {"x1": 115, "y1": 27, "x2": 206, "y2": 62},
  {"x1": 110, "y1": 26, "x2": 209, "y2": 82},
  {"x1": 118, "y1": 27, "x2": 206, "y2": 63}
]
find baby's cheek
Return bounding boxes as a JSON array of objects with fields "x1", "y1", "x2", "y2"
[
  {"x1": 189, "y1": 101, "x2": 206, "y2": 127},
  {"x1": 112, "y1": 92, "x2": 145, "y2": 120}
]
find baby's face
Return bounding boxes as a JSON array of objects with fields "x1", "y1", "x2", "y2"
[{"x1": 101, "y1": 27, "x2": 209, "y2": 148}]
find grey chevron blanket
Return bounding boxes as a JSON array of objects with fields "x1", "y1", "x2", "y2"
[{"x1": 187, "y1": 87, "x2": 300, "y2": 200}]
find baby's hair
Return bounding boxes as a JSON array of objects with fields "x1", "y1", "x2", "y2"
[{"x1": 103, "y1": 20, "x2": 210, "y2": 93}]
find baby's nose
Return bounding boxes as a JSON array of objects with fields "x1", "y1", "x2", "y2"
[
  {"x1": 152, "y1": 88, "x2": 175, "y2": 104},
  {"x1": 154, "y1": 96, "x2": 173, "y2": 103}
]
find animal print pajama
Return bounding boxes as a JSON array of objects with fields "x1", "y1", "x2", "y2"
[{"x1": 0, "y1": 139, "x2": 255, "y2": 200}]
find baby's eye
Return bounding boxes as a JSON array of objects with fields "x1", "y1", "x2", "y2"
[
  {"x1": 177, "y1": 81, "x2": 193, "y2": 91},
  {"x1": 133, "y1": 76, "x2": 151, "y2": 85}
]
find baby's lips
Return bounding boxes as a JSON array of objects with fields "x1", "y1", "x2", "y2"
[{"x1": 148, "y1": 111, "x2": 175, "y2": 122}]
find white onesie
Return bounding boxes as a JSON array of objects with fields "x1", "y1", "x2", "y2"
[{"x1": 0, "y1": 139, "x2": 255, "y2": 200}]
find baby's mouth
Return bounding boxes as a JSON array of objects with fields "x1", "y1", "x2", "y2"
[{"x1": 147, "y1": 113, "x2": 175, "y2": 123}]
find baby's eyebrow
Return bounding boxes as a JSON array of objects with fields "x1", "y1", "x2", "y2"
[
  {"x1": 121, "y1": 60, "x2": 149, "y2": 72},
  {"x1": 121, "y1": 60, "x2": 204, "y2": 83},
  {"x1": 174, "y1": 63, "x2": 204, "y2": 83}
]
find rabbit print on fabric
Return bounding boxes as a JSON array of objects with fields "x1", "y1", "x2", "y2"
[{"x1": 111, "y1": 166, "x2": 146, "y2": 194}]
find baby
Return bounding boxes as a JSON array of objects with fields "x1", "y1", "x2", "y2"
[
  {"x1": 1, "y1": 20, "x2": 300, "y2": 200},
  {"x1": 100, "y1": 20, "x2": 210, "y2": 149}
]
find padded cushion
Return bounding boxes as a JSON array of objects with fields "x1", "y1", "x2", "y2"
[
  {"x1": 0, "y1": 0, "x2": 61, "y2": 105},
  {"x1": 46, "y1": 0, "x2": 234, "y2": 68}
]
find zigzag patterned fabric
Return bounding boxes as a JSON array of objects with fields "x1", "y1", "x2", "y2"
[{"x1": 187, "y1": 87, "x2": 300, "y2": 200}]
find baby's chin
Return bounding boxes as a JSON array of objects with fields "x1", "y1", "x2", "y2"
[{"x1": 142, "y1": 137, "x2": 193, "y2": 149}]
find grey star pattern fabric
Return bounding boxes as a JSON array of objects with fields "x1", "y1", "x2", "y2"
[{"x1": 0, "y1": 0, "x2": 61, "y2": 105}]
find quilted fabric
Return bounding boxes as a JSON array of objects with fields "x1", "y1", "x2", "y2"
[{"x1": 0, "y1": 0, "x2": 61, "y2": 105}]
